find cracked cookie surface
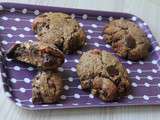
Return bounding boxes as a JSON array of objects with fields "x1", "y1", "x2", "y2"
[
  {"x1": 32, "y1": 12, "x2": 86, "y2": 54},
  {"x1": 32, "y1": 71, "x2": 64, "y2": 104},
  {"x1": 76, "y1": 49, "x2": 130, "y2": 101},
  {"x1": 7, "y1": 41, "x2": 64, "y2": 70},
  {"x1": 103, "y1": 19, "x2": 150, "y2": 61}
]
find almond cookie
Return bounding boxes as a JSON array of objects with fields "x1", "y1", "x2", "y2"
[
  {"x1": 32, "y1": 71, "x2": 64, "y2": 104},
  {"x1": 7, "y1": 41, "x2": 64, "y2": 70},
  {"x1": 103, "y1": 19, "x2": 150, "y2": 61},
  {"x1": 76, "y1": 49, "x2": 130, "y2": 101},
  {"x1": 32, "y1": 12, "x2": 86, "y2": 54}
]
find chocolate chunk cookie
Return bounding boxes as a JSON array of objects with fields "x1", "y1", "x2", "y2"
[
  {"x1": 76, "y1": 49, "x2": 130, "y2": 101},
  {"x1": 32, "y1": 71, "x2": 64, "y2": 104},
  {"x1": 7, "y1": 41, "x2": 64, "y2": 70},
  {"x1": 32, "y1": 12, "x2": 86, "y2": 54},
  {"x1": 103, "y1": 19, "x2": 150, "y2": 61}
]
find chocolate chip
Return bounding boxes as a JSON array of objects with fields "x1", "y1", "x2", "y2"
[
  {"x1": 114, "y1": 78, "x2": 121, "y2": 86},
  {"x1": 107, "y1": 65, "x2": 119, "y2": 77},
  {"x1": 89, "y1": 79, "x2": 93, "y2": 88},
  {"x1": 100, "y1": 90, "x2": 108, "y2": 97},
  {"x1": 47, "y1": 79, "x2": 56, "y2": 88},
  {"x1": 31, "y1": 47, "x2": 38, "y2": 54},
  {"x1": 118, "y1": 83, "x2": 126, "y2": 93},
  {"x1": 125, "y1": 35, "x2": 136, "y2": 49},
  {"x1": 43, "y1": 54, "x2": 55, "y2": 63},
  {"x1": 42, "y1": 22, "x2": 47, "y2": 27},
  {"x1": 46, "y1": 24, "x2": 50, "y2": 29},
  {"x1": 32, "y1": 90, "x2": 43, "y2": 104}
]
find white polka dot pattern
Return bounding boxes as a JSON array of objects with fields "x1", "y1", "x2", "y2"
[
  {"x1": 14, "y1": 66, "x2": 21, "y2": 71},
  {"x1": 0, "y1": 5, "x2": 160, "y2": 109},
  {"x1": 7, "y1": 34, "x2": 13, "y2": 38},
  {"x1": 0, "y1": 26, "x2": 5, "y2": 30},
  {"x1": 16, "y1": 41, "x2": 21, "y2": 44},
  {"x1": 147, "y1": 34, "x2": 152, "y2": 38},
  {"x1": 24, "y1": 78, "x2": 31, "y2": 83},
  {"x1": 157, "y1": 95, "x2": 160, "y2": 99},
  {"x1": 144, "y1": 83, "x2": 150, "y2": 87},
  {"x1": 34, "y1": 10, "x2": 40, "y2": 15},
  {"x1": 29, "y1": 19, "x2": 33, "y2": 22},
  {"x1": 24, "y1": 27, "x2": 31, "y2": 31},
  {"x1": 27, "y1": 67, "x2": 34, "y2": 71},
  {"x1": 60, "y1": 95, "x2": 67, "y2": 100},
  {"x1": 79, "y1": 23, "x2": 83, "y2": 27},
  {"x1": 19, "y1": 88, "x2": 26, "y2": 93},
  {"x1": 58, "y1": 67, "x2": 64, "y2": 72},
  {"x1": 14, "y1": 18, "x2": 20, "y2": 22},
  {"x1": 82, "y1": 14, "x2": 88, "y2": 19},
  {"x1": 70, "y1": 67, "x2": 76, "y2": 72},
  {"x1": 131, "y1": 16, "x2": 137, "y2": 21},
  {"x1": 11, "y1": 26, "x2": 17, "y2": 31},
  {"x1": 77, "y1": 85, "x2": 82, "y2": 89},
  {"x1": 108, "y1": 16, "x2": 113, "y2": 21},
  {"x1": 64, "y1": 85, "x2": 69, "y2": 90},
  {"x1": 89, "y1": 94, "x2": 94, "y2": 99},
  {"x1": 143, "y1": 95, "x2": 149, "y2": 100},
  {"x1": 97, "y1": 16, "x2": 103, "y2": 21},
  {"x1": 22, "y1": 8, "x2": 27, "y2": 14},
  {"x1": 11, "y1": 78, "x2": 16, "y2": 83},
  {"x1": 128, "y1": 95, "x2": 134, "y2": 100},
  {"x1": 2, "y1": 16, "x2": 8, "y2": 20},
  {"x1": 71, "y1": 14, "x2": 75, "y2": 19},
  {"x1": 137, "y1": 69, "x2": 142, "y2": 73},
  {"x1": 0, "y1": 5, "x2": 4, "y2": 11},
  {"x1": 68, "y1": 77, "x2": 73, "y2": 82},
  {"x1": 98, "y1": 36, "x2": 103, "y2": 40},
  {"x1": 91, "y1": 24, "x2": 97, "y2": 28},
  {"x1": 10, "y1": 8, "x2": 15, "y2": 12},
  {"x1": 74, "y1": 94, "x2": 80, "y2": 99},
  {"x1": 16, "y1": 102, "x2": 22, "y2": 107},
  {"x1": 87, "y1": 35, "x2": 91, "y2": 39}
]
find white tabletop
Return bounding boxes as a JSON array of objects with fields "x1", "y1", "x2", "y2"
[{"x1": 0, "y1": 0, "x2": 160, "y2": 120}]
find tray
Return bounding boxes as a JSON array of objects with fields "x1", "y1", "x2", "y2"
[{"x1": 0, "y1": 2, "x2": 160, "y2": 110}]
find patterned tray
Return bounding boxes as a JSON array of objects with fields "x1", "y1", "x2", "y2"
[{"x1": 0, "y1": 2, "x2": 160, "y2": 110}]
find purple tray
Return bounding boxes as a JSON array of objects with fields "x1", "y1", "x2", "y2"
[{"x1": 0, "y1": 2, "x2": 160, "y2": 110}]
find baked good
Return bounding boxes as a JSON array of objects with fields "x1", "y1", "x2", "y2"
[
  {"x1": 76, "y1": 49, "x2": 130, "y2": 101},
  {"x1": 103, "y1": 19, "x2": 150, "y2": 61},
  {"x1": 32, "y1": 71, "x2": 64, "y2": 104},
  {"x1": 7, "y1": 41, "x2": 64, "y2": 70},
  {"x1": 32, "y1": 12, "x2": 86, "y2": 54}
]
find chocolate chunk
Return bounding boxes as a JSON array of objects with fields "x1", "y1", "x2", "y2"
[
  {"x1": 77, "y1": 49, "x2": 131, "y2": 101},
  {"x1": 32, "y1": 12, "x2": 86, "y2": 54},
  {"x1": 125, "y1": 35, "x2": 136, "y2": 49},
  {"x1": 7, "y1": 41, "x2": 64, "y2": 70},
  {"x1": 103, "y1": 19, "x2": 150, "y2": 61},
  {"x1": 107, "y1": 65, "x2": 119, "y2": 77},
  {"x1": 32, "y1": 71, "x2": 64, "y2": 104}
]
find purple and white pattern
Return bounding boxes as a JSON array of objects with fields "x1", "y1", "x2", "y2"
[{"x1": 0, "y1": 2, "x2": 160, "y2": 110}]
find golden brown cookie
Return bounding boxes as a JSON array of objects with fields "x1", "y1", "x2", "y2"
[
  {"x1": 77, "y1": 49, "x2": 130, "y2": 101},
  {"x1": 103, "y1": 19, "x2": 150, "y2": 61},
  {"x1": 32, "y1": 12, "x2": 86, "y2": 54},
  {"x1": 32, "y1": 71, "x2": 64, "y2": 104},
  {"x1": 7, "y1": 41, "x2": 64, "y2": 70}
]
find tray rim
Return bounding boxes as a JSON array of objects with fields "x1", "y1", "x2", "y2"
[{"x1": 0, "y1": 2, "x2": 160, "y2": 110}]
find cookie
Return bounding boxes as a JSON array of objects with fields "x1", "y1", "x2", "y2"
[
  {"x1": 32, "y1": 71, "x2": 64, "y2": 104},
  {"x1": 103, "y1": 19, "x2": 150, "y2": 61},
  {"x1": 7, "y1": 41, "x2": 64, "y2": 70},
  {"x1": 76, "y1": 49, "x2": 130, "y2": 101},
  {"x1": 32, "y1": 12, "x2": 86, "y2": 54}
]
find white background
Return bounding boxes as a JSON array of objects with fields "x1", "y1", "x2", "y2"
[{"x1": 0, "y1": 0, "x2": 160, "y2": 120}]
